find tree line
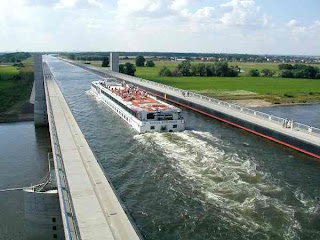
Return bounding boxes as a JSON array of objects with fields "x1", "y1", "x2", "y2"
[
  {"x1": 0, "y1": 52, "x2": 31, "y2": 63},
  {"x1": 278, "y1": 64, "x2": 320, "y2": 79},
  {"x1": 159, "y1": 61, "x2": 239, "y2": 77},
  {"x1": 119, "y1": 56, "x2": 155, "y2": 76}
]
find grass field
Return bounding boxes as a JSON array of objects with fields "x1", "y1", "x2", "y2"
[
  {"x1": 0, "y1": 57, "x2": 34, "y2": 113},
  {"x1": 82, "y1": 60, "x2": 320, "y2": 105},
  {"x1": 0, "y1": 65, "x2": 19, "y2": 80}
]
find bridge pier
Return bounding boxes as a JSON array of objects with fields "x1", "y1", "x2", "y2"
[
  {"x1": 110, "y1": 52, "x2": 119, "y2": 72},
  {"x1": 34, "y1": 54, "x2": 48, "y2": 127}
]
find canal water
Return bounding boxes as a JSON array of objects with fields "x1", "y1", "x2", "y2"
[
  {"x1": 1, "y1": 56, "x2": 319, "y2": 240},
  {"x1": 0, "y1": 123, "x2": 50, "y2": 240},
  {"x1": 46, "y1": 58, "x2": 320, "y2": 240}
]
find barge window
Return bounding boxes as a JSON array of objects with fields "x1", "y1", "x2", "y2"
[
  {"x1": 173, "y1": 124, "x2": 177, "y2": 128},
  {"x1": 147, "y1": 113, "x2": 155, "y2": 119},
  {"x1": 151, "y1": 126, "x2": 155, "y2": 130}
]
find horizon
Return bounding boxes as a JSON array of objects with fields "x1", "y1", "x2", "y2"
[{"x1": 1, "y1": 51, "x2": 320, "y2": 58}]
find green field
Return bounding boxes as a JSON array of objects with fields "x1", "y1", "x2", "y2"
[
  {"x1": 0, "y1": 65, "x2": 19, "y2": 80},
  {"x1": 81, "y1": 60, "x2": 320, "y2": 104},
  {"x1": 0, "y1": 58, "x2": 34, "y2": 113}
]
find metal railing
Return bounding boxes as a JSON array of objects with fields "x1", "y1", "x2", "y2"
[
  {"x1": 106, "y1": 70, "x2": 320, "y2": 138},
  {"x1": 43, "y1": 63, "x2": 81, "y2": 240}
]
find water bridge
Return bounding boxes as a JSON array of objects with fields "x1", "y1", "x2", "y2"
[
  {"x1": 34, "y1": 55, "x2": 142, "y2": 240},
  {"x1": 33, "y1": 54, "x2": 320, "y2": 239},
  {"x1": 64, "y1": 58, "x2": 320, "y2": 160}
]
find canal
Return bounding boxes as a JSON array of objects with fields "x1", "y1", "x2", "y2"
[{"x1": 1, "y1": 57, "x2": 319, "y2": 240}]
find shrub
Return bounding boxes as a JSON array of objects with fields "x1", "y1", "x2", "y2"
[
  {"x1": 261, "y1": 68, "x2": 275, "y2": 77},
  {"x1": 119, "y1": 62, "x2": 136, "y2": 76},
  {"x1": 278, "y1": 69, "x2": 294, "y2": 78},
  {"x1": 248, "y1": 69, "x2": 260, "y2": 77},
  {"x1": 159, "y1": 66, "x2": 172, "y2": 77},
  {"x1": 145, "y1": 60, "x2": 155, "y2": 67},
  {"x1": 102, "y1": 57, "x2": 109, "y2": 67},
  {"x1": 135, "y1": 56, "x2": 146, "y2": 67},
  {"x1": 176, "y1": 60, "x2": 192, "y2": 76}
]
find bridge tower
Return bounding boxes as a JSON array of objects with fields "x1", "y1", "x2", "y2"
[
  {"x1": 34, "y1": 55, "x2": 48, "y2": 127},
  {"x1": 110, "y1": 52, "x2": 119, "y2": 72}
]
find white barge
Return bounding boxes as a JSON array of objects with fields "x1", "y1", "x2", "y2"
[{"x1": 91, "y1": 78, "x2": 185, "y2": 133}]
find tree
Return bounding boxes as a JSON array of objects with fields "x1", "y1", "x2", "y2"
[
  {"x1": 119, "y1": 64, "x2": 125, "y2": 74},
  {"x1": 176, "y1": 60, "x2": 192, "y2": 76},
  {"x1": 69, "y1": 54, "x2": 75, "y2": 60},
  {"x1": 205, "y1": 64, "x2": 214, "y2": 76},
  {"x1": 279, "y1": 64, "x2": 293, "y2": 70},
  {"x1": 213, "y1": 62, "x2": 229, "y2": 76},
  {"x1": 126, "y1": 63, "x2": 136, "y2": 76},
  {"x1": 278, "y1": 69, "x2": 294, "y2": 78},
  {"x1": 198, "y1": 63, "x2": 207, "y2": 76},
  {"x1": 234, "y1": 65, "x2": 241, "y2": 73},
  {"x1": 136, "y1": 56, "x2": 146, "y2": 67},
  {"x1": 119, "y1": 62, "x2": 136, "y2": 76},
  {"x1": 191, "y1": 64, "x2": 199, "y2": 76},
  {"x1": 146, "y1": 60, "x2": 155, "y2": 67},
  {"x1": 248, "y1": 69, "x2": 260, "y2": 77},
  {"x1": 261, "y1": 68, "x2": 275, "y2": 77},
  {"x1": 102, "y1": 57, "x2": 109, "y2": 67},
  {"x1": 227, "y1": 66, "x2": 239, "y2": 77},
  {"x1": 159, "y1": 66, "x2": 172, "y2": 77}
]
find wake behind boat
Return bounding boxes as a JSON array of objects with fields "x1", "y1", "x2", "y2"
[{"x1": 90, "y1": 78, "x2": 185, "y2": 133}]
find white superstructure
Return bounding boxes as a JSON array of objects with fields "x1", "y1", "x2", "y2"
[{"x1": 91, "y1": 78, "x2": 185, "y2": 133}]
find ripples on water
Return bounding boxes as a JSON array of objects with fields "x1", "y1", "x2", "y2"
[
  {"x1": 134, "y1": 131, "x2": 320, "y2": 239},
  {"x1": 47, "y1": 57, "x2": 320, "y2": 240}
]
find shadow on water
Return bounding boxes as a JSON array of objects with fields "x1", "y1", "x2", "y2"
[{"x1": 46, "y1": 57, "x2": 320, "y2": 240}]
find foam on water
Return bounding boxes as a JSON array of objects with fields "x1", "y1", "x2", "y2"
[
  {"x1": 134, "y1": 130, "x2": 318, "y2": 239},
  {"x1": 86, "y1": 89, "x2": 102, "y2": 102}
]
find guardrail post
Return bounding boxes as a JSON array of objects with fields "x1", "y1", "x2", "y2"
[
  {"x1": 308, "y1": 127, "x2": 312, "y2": 133},
  {"x1": 269, "y1": 116, "x2": 272, "y2": 121},
  {"x1": 254, "y1": 111, "x2": 257, "y2": 116}
]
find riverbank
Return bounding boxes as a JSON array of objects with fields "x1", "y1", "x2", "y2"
[
  {"x1": 229, "y1": 99, "x2": 320, "y2": 108},
  {"x1": 0, "y1": 57, "x2": 34, "y2": 122}
]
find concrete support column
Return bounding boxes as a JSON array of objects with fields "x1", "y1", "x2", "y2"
[
  {"x1": 110, "y1": 52, "x2": 119, "y2": 72},
  {"x1": 34, "y1": 55, "x2": 48, "y2": 127}
]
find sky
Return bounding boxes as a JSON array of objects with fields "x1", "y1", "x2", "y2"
[{"x1": 1, "y1": 0, "x2": 320, "y2": 55}]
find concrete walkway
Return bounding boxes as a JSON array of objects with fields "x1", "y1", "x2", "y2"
[{"x1": 45, "y1": 69, "x2": 141, "y2": 240}]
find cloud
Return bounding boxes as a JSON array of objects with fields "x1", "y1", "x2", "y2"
[
  {"x1": 220, "y1": 0, "x2": 268, "y2": 29},
  {"x1": 54, "y1": 0, "x2": 104, "y2": 9},
  {"x1": 287, "y1": 19, "x2": 298, "y2": 28},
  {"x1": 286, "y1": 19, "x2": 320, "y2": 36},
  {"x1": 171, "y1": 0, "x2": 191, "y2": 10},
  {"x1": 54, "y1": 0, "x2": 77, "y2": 9},
  {"x1": 87, "y1": 0, "x2": 103, "y2": 8},
  {"x1": 1, "y1": 0, "x2": 320, "y2": 54}
]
